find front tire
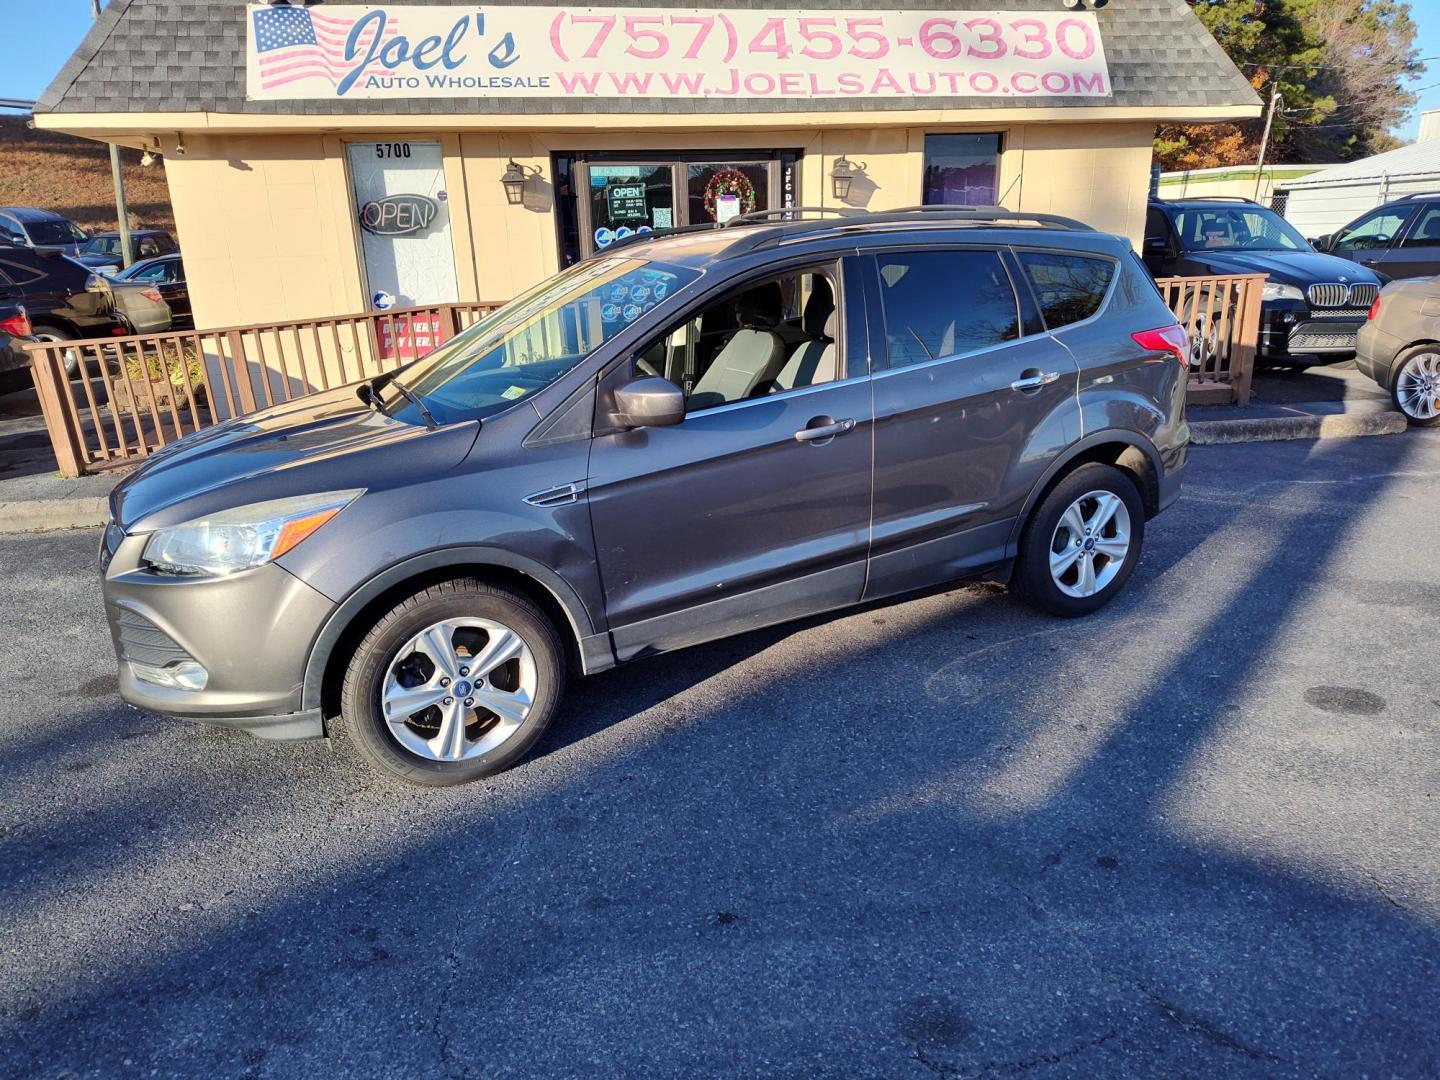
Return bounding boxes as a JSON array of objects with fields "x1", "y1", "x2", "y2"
[
  {"x1": 339, "y1": 578, "x2": 566, "y2": 786},
  {"x1": 1391, "y1": 346, "x2": 1440, "y2": 426},
  {"x1": 1012, "y1": 463, "x2": 1145, "y2": 618}
]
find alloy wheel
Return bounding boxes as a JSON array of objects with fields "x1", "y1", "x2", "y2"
[
  {"x1": 381, "y1": 617, "x2": 537, "y2": 762},
  {"x1": 1048, "y1": 490, "x2": 1132, "y2": 599},
  {"x1": 1395, "y1": 351, "x2": 1440, "y2": 421}
]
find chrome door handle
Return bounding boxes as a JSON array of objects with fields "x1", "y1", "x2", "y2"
[
  {"x1": 1010, "y1": 371, "x2": 1061, "y2": 392},
  {"x1": 794, "y1": 417, "x2": 856, "y2": 442}
]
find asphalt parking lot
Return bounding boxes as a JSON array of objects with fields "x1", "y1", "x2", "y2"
[{"x1": 1, "y1": 429, "x2": 1438, "y2": 1079}]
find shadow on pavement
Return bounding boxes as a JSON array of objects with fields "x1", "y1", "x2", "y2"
[{"x1": 1, "y1": 434, "x2": 1437, "y2": 1077}]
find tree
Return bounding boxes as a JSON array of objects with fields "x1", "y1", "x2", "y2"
[{"x1": 1156, "y1": 0, "x2": 1422, "y2": 170}]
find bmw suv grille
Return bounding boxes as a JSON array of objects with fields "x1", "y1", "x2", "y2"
[{"x1": 1308, "y1": 283, "x2": 1379, "y2": 309}]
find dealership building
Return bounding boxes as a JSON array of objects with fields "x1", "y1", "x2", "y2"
[{"x1": 36, "y1": 0, "x2": 1258, "y2": 330}]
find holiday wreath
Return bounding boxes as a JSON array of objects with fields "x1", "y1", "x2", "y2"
[{"x1": 701, "y1": 168, "x2": 757, "y2": 220}]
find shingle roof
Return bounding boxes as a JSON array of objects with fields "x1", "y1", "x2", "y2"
[{"x1": 37, "y1": 0, "x2": 1258, "y2": 117}]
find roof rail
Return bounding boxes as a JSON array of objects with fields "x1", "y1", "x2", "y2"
[
  {"x1": 1396, "y1": 190, "x2": 1440, "y2": 201},
  {"x1": 860, "y1": 206, "x2": 1096, "y2": 231},
  {"x1": 722, "y1": 206, "x2": 861, "y2": 226},
  {"x1": 1156, "y1": 195, "x2": 1262, "y2": 205}
]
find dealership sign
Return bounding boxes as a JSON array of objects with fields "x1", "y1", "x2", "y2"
[
  {"x1": 358, "y1": 192, "x2": 439, "y2": 235},
  {"x1": 246, "y1": 5, "x2": 1110, "y2": 101}
]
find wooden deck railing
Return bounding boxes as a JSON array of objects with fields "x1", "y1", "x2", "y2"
[
  {"x1": 26, "y1": 301, "x2": 502, "y2": 478},
  {"x1": 27, "y1": 273, "x2": 1268, "y2": 478},
  {"x1": 1154, "y1": 273, "x2": 1266, "y2": 408}
]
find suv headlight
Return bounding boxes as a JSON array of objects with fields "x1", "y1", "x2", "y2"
[
  {"x1": 143, "y1": 490, "x2": 363, "y2": 577},
  {"x1": 1262, "y1": 281, "x2": 1305, "y2": 302}
]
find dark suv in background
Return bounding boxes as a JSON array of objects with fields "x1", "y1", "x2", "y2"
[
  {"x1": 1316, "y1": 193, "x2": 1440, "y2": 281},
  {"x1": 100, "y1": 208, "x2": 1190, "y2": 787},
  {"x1": 0, "y1": 244, "x2": 127, "y2": 372},
  {"x1": 1145, "y1": 196, "x2": 1381, "y2": 365}
]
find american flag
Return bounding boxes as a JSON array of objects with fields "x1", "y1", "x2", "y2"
[{"x1": 252, "y1": 5, "x2": 399, "y2": 91}]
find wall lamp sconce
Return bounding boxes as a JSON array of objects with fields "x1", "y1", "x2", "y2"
[
  {"x1": 501, "y1": 159, "x2": 530, "y2": 205},
  {"x1": 173, "y1": 132, "x2": 186, "y2": 156},
  {"x1": 831, "y1": 155, "x2": 864, "y2": 201}
]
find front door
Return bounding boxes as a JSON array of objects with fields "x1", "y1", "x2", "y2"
[
  {"x1": 861, "y1": 247, "x2": 1080, "y2": 600},
  {"x1": 587, "y1": 260, "x2": 873, "y2": 660},
  {"x1": 1376, "y1": 202, "x2": 1440, "y2": 280}
]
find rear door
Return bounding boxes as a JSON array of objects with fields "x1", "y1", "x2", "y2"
[
  {"x1": 1375, "y1": 202, "x2": 1440, "y2": 280},
  {"x1": 862, "y1": 245, "x2": 1079, "y2": 600}
]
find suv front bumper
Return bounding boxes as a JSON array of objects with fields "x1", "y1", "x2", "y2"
[
  {"x1": 1258, "y1": 301, "x2": 1367, "y2": 361},
  {"x1": 102, "y1": 527, "x2": 333, "y2": 740}
]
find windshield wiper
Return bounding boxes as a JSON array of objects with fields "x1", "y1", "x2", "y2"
[
  {"x1": 356, "y1": 381, "x2": 393, "y2": 418},
  {"x1": 368, "y1": 372, "x2": 438, "y2": 430},
  {"x1": 389, "y1": 379, "x2": 439, "y2": 430}
]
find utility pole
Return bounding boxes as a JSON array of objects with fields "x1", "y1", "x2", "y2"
[
  {"x1": 1253, "y1": 81, "x2": 1282, "y2": 202},
  {"x1": 93, "y1": 0, "x2": 134, "y2": 267}
]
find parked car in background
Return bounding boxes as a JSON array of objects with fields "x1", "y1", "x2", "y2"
[
  {"x1": 1357, "y1": 276, "x2": 1440, "y2": 426},
  {"x1": 1313, "y1": 193, "x2": 1440, "y2": 281},
  {"x1": 0, "y1": 296, "x2": 36, "y2": 395},
  {"x1": 100, "y1": 207, "x2": 1191, "y2": 787},
  {"x1": 0, "y1": 207, "x2": 89, "y2": 256},
  {"x1": 76, "y1": 230, "x2": 179, "y2": 274},
  {"x1": 1144, "y1": 197, "x2": 1382, "y2": 366},
  {"x1": 0, "y1": 245, "x2": 128, "y2": 374},
  {"x1": 112, "y1": 253, "x2": 190, "y2": 328},
  {"x1": 110, "y1": 280, "x2": 171, "y2": 335}
]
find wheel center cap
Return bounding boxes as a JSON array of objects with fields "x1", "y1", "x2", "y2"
[
  {"x1": 453, "y1": 679, "x2": 473, "y2": 698},
  {"x1": 1083, "y1": 537, "x2": 1097, "y2": 552}
]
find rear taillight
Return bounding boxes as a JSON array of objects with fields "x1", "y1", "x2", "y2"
[
  {"x1": 1132, "y1": 324, "x2": 1190, "y2": 364},
  {"x1": 1367, "y1": 296, "x2": 1383, "y2": 320},
  {"x1": 140, "y1": 287, "x2": 162, "y2": 303},
  {"x1": 0, "y1": 310, "x2": 31, "y2": 337}
]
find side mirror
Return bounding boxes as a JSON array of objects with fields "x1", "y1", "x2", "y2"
[
  {"x1": 1313, "y1": 234, "x2": 1334, "y2": 252},
  {"x1": 613, "y1": 375, "x2": 685, "y2": 429}
]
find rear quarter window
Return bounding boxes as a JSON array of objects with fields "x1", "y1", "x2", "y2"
[
  {"x1": 0, "y1": 259, "x2": 43, "y2": 286},
  {"x1": 1016, "y1": 251, "x2": 1117, "y2": 329}
]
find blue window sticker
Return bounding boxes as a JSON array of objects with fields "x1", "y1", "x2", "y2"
[{"x1": 594, "y1": 226, "x2": 615, "y2": 249}]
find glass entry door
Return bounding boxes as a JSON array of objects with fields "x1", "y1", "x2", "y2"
[{"x1": 572, "y1": 153, "x2": 793, "y2": 258}]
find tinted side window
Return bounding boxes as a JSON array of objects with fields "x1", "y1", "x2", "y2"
[
  {"x1": 1145, "y1": 209, "x2": 1172, "y2": 244},
  {"x1": 1335, "y1": 208, "x2": 1410, "y2": 252},
  {"x1": 0, "y1": 259, "x2": 43, "y2": 286},
  {"x1": 1400, "y1": 206, "x2": 1440, "y2": 247},
  {"x1": 876, "y1": 250, "x2": 1018, "y2": 369},
  {"x1": 1017, "y1": 252, "x2": 1116, "y2": 329}
]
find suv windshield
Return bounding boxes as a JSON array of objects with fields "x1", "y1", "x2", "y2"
[
  {"x1": 25, "y1": 219, "x2": 88, "y2": 247},
  {"x1": 380, "y1": 256, "x2": 701, "y2": 425},
  {"x1": 1173, "y1": 206, "x2": 1309, "y2": 253},
  {"x1": 81, "y1": 236, "x2": 121, "y2": 255}
]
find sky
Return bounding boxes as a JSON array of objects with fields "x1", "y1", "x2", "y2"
[{"x1": 4, "y1": 0, "x2": 1440, "y2": 142}]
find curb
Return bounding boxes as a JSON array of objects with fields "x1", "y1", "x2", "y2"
[
  {"x1": 1189, "y1": 410, "x2": 1408, "y2": 446},
  {"x1": 0, "y1": 498, "x2": 109, "y2": 534}
]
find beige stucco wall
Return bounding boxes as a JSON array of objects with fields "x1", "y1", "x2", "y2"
[{"x1": 157, "y1": 119, "x2": 1157, "y2": 330}]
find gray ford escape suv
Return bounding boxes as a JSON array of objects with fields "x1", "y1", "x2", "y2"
[{"x1": 101, "y1": 208, "x2": 1190, "y2": 786}]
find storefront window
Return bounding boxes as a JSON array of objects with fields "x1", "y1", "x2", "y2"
[
  {"x1": 346, "y1": 140, "x2": 460, "y2": 309},
  {"x1": 588, "y1": 164, "x2": 677, "y2": 251},
  {"x1": 922, "y1": 134, "x2": 1002, "y2": 206},
  {"x1": 687, "y1": 163, "x2": 769, "y2": 225}
]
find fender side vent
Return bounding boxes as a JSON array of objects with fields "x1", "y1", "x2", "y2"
[{"x1": 524, "y1": 482, "x2": 586, "y2": 508}]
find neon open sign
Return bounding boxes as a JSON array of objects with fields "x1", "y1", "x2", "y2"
[{"x1": 358, "y1": 193, "x2": 440, "y2": 236}]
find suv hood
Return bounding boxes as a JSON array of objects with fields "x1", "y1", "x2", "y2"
[
  {"x1": 1186, "y1": 249, "x2": 1382, "y2": 288},
  {"x1": 111, "y1": 383, "x2": 478, "y2": 530}
]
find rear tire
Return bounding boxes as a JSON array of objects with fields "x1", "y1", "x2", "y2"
[
  {"x1": 339, "y1": 578, "x2": 566, "y2": 787},
  {"x1": 1012, "y1": 463, "x2": 1145, "y2": 618},
  {"x1": 31, "y1": 325, "x2": 78, "y2": 378},
  {"x1": 1390, "y1": 346, "x2": 1440, "y2": 426}
]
